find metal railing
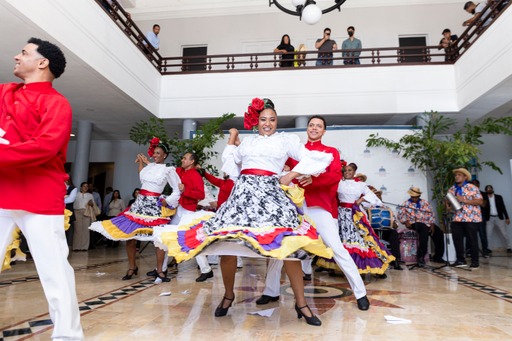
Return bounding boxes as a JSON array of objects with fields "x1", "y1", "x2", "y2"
[{"x1": 95, "y1": 0, "x2": 510, "y2": 75}]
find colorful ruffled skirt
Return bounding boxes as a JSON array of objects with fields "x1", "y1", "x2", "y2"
[
  {"x1": 157, "y1": 173, "x2": 332, "y2": 262},
  {"x1": 89, "y1": 191, "x2": 175, "y2": 241},
  {"x1": 316, "y1": 205, "x2": 394, "y2": 274}
]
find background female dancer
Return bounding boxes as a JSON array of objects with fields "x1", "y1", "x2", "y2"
[
  {"x1": 159, "y1": 98, "x2": 333, "y2": 326},
  {"x1": 90, "y1": 140, "x2": 181, "y2": 282},
  {"x1": 317, "y1": 162, "x2": 394, "y2": 275}
]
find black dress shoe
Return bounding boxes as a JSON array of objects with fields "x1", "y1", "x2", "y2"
[
  {"x1": 255, "y1": 295, "x2": 280, "y2": 305},
  {"x1": 357, "y1": 295, "x2": 370, "y2": 311},
  {"x1": 195, "y1": 270, "x2": 214, "y2": 282},
  {"x1": 393, "y1": 261, "x2": 404, "y2": 270},
  {"x1": 303, "y1": 273, "x2": 312, "y2": 281}
]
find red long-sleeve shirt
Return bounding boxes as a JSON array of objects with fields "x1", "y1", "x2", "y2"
[
  {"x1": 204, "y1": 172, "x2": 235, "y2": 208},
  {"x1": 176, "y1": 167, "x2": 205, "y2": 211},
  {"x1": 0, "y1": 82, "x2": 71, "y2": 215},
  {"x1": 287, "y1": 140, "x2": 342, "y2": 218}
]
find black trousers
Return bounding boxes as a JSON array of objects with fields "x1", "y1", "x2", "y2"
[
  {"x1": 452, "y1": 222, "x2": 479, "y2": 265},
  {"x1": 379, "y1": 229, "x2": 401, "y2": 261},
  {"x1": 410, "y1": 222, "x2": 445, "y2": 261}
]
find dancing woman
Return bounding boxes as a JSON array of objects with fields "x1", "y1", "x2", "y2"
[
  {"x1": 90, "y1": 139, "x2": 181, "y2": 282},
  {"x1": 158, "y1": 98, "x2": 334, "y2": 326},
  {"x1": 317, "y1": 162, "x2": 394, "y2": 274}
]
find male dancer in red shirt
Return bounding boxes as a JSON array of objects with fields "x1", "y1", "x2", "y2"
[
  {"x1": 256, "y1": 116, "x2": 369, "y2": 310},
  {"x1": 0, "y1": 38, "x2": 84, "y2": 340},
  {"x1": 173, "y1": 153, "x2": 210, "y2": 281}
]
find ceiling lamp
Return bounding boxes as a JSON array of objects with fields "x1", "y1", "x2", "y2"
[{"x1": 269, "y1": 0, "x2": 346, "y2": 25}]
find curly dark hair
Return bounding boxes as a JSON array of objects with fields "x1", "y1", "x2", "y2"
[{"x1": 28, "y1": 37, "x2": 66, "y2": 78}]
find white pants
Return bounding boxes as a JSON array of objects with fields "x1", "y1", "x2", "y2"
[
  {"x1": 487, "y1": 216, "x2": 511, "y2": 249},
  {"x1": 170, "y1": 206, "x2": 211, "y2": 274},
  {"x1": 0, "y1": 209, "x2": 83, "y2": 341},
  {"x1": 263, "y1": 206, "x2": 367, "y2": 299}
]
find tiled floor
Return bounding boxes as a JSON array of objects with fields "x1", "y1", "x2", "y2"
[{"x1": 1, "y1": 245, "x2": 511, "y2": 340}]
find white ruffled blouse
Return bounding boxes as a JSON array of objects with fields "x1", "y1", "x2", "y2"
[
  {"x1": 140, "y1": 163, "x2": 182, "y2": 208},
  {"x1": 338, "y1": 179, "x2": 382, "y2": 206},
  {"x1": 222, "y1": 132, "x2": 333, "y2": 178}
]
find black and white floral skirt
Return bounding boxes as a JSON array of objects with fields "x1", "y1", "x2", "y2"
[{"x1": 158, "y1": 174, "x2": 332, "y2": 262}]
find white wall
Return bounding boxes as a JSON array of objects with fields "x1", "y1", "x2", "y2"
[
  {"x1": 67, "y1": 140, "x2": 147, "y2": 207},
  {"x1": 477, "y1": 134, "x2": 512, "y2": 250}
]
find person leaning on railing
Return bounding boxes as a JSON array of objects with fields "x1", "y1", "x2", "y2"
[{"x1": 274, "y1": 34, "x2": 295, "y2": 68}]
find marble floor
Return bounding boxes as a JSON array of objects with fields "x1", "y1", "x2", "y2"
[{"x1": 1, "y1": 245, "x2": 511, "y2": 341}]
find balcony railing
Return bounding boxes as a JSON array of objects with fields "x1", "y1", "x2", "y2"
[{"x1": 96, "y1": 0, "x2": 510, "y2": 75}]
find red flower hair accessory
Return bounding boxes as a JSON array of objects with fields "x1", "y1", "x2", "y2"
[
  {"x1": 148, "y1": 137, "x2": 160, "y2": 157},
  {"x1": 243, "y1": 97, "x2": 267, "y2": 131}
]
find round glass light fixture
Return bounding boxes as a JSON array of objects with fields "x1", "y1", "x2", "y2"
[
  {"x1": 302, "y1": 3, "x2": 322, "y2": 25},
  {"x1": 269, "y1": 0, "x2": 346, "y2": 24}
]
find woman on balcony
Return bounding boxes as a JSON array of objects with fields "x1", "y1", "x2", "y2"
[
  {"x1": 274, "y1": 34, "x2": 295, "y2": 67},
  {"x1": 158, "y1": 98, "x2": 334, "y2": 326}
]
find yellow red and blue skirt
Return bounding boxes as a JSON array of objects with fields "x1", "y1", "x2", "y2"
[
  {"x1": 89, "y1": 189, "x2": 176, "y2": 241},
  {"x1": 316, "y1": 202, "x2": 394, "y2": 275}
]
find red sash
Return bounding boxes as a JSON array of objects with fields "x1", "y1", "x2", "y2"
[
  {"x1": 241, "y1": 168, "x2": 276, "y2": 176},
  {"x1": 339, "y1": 202, "x2": 354, "y2": 208},
  {"x1": 140, "y1": 189, "x2": 161, "y2": 197}
]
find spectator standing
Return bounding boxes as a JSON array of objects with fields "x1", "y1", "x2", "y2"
[
  {"x1": 438, "y1": 28, "x2": 459, "y2": 61},
  {"x1": 482, "y1": 185, "x2": 511, "y2": 254},
  {"x1": 471, "y1": 179, "x2": 491, "y2": 257},
  {"x1": 145, "y1": 24, "x2": 160, "y2": 51},
  {"x1": 315, "y1": 27, "x2": 337, "y2": 66},
  {"x1": 342, "y1": 26, "x2": 362, "y2": 65},
  {"x1": 102, "y1": 186, "x2": 113, "y2": 216},
  {"x1": 274, "y1": 34, "x2": 295, "y2": 67},
  {"x1": 463, "y1": 1, "x2": 492, "y2": 28}
]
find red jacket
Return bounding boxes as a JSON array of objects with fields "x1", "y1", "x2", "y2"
[
  {"x1": 204, "y1": 172, "x2": 235, "y2": 208},
  {"x1": 0, "y1": 82, "x2": 71, "y2": 215},
  {"x1": 176, "y1": 167, "x2": 205, "y2": 211},
  {"x1": 286, "y1": 140, "x2": 342, "y2": 218}
]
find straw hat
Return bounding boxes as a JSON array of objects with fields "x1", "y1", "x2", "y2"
[
  {"x1": 355, "y1": 173, "x2": 367, "y2": 182},
  {"x1": 452, "y1": 168, "x2": 471, "y2": 180},
  {"x1": 407, "y1": 186, "x2": 422, "y2": 197}
]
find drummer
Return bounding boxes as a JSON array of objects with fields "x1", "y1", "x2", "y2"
[
  {"x1": 397, "y1": 186, "x2": 445, "y2": 267},
  {"x1": 361, "y1": 185, "x2": 403, "y2": 270}
]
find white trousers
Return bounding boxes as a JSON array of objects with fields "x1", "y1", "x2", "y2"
[
  {"x1": 0, "y1": 209, "x2": 83, "y2": 341},
  {"x1": 487, "y1": 216, "x2": 511, "y2": 249},
  {"x1": 263, "y1": 206, "x2": 367, "y2": 299},
  {"x1": 169, "y1": 206, "x2": 211, "y2": 274}
]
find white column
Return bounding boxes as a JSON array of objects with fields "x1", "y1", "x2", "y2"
[
  {"x1": 72, "y1": 120, "x2": 92, "y2": 185},
  {"x1": 182, "y1": 119, "x2": 197, "y2": 139}
]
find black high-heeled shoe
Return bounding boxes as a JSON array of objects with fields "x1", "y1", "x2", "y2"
[
  {"x1": 214, "y1": 296, "x2": 234, "y2": 317},
  {"x1": 294, "y1": 304, "x2": 322, "y2": 326},
  {"x1": 122, "y1": 267, "x2": 138, "y2": 280},
  {"x1": 156, "y1": 272, "x2": 170, "y2": 282}
]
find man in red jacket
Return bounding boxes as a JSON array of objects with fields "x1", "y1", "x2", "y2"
[
  {"x1": 0, "y1": 38, "x2": 83, "y2": 340},
  {"x1": 256, "y1": 116, "x2": 369, "y2": 310},
  {"x1": 171, "y1": 153, "x2": 210, "y2": 281}
]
